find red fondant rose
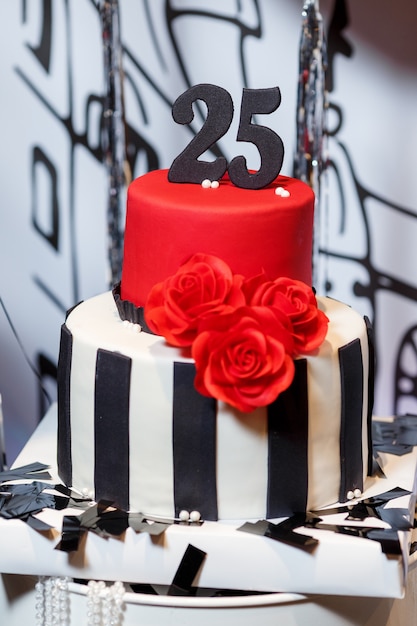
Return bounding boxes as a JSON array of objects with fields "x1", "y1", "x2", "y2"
[
  {"x1": 244, "y1": 275, "x2": 329, "y2": 354},
  {"x1": 192, "y1": 306, "x2": 295, "y2": 413},
  {"x1": 145, "y1": 253, "x2": 330, "y2": 412},
  {"x1": 145, "y1": 253, "x2": 245, "y2": 347}
]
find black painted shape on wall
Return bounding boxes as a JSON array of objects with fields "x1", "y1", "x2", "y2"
[
  {"x1": 26, "y1": 0, "x2": 53, "y2": 72},
  {"x1": 31, "y1": 146, "x2": 59, "y2": 251}
]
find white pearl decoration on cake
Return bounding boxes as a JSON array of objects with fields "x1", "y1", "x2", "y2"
[
  {"x1": 346, "y1": 488, "x2": 362, "y2": 501},
  {"x1": 189, "y1": 510, "x2": 201, "y2": 522},
  {"x1": 178, "y1": 509, "x2": 202, "y2": 523},
  {"x1": 81, "y1": 486, "x2": 94, "y2": 500},
  {"x1": 122, "y1": 319, "x2": 142, "y2": 333},
  {"x1": 179, "y1": 509, "x2": 190, "y2": 522},
  {"x1": 275, "y1": 186, "x2": 290, "y2": 197},
  {"x1": 201, "y1": 179, "x2": 219, "y2": 189}
]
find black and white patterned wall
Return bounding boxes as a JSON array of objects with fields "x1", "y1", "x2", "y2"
[{"x1": 0, "y1": 0, "x2": 416, "y2": 460}]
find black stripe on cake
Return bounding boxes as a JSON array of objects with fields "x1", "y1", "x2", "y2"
[
  {"x1": 339, "y1": 339, "x2": 364, "y2": 501},
  {"x1": 94, "y1": 349, "x2": 131, "y2": 511},
  {"x1": 365, "y1": 316, "x2": 375, "y2": 476},
  {"x1": 267, "y1": 359, "x2": 309, "y2": 518},
  {"x1": 173, "y1": 362, "x2": 217, "y2": 520},
  {"x1": 57, "y1": 324, "x2": 73, "y2": 486}
]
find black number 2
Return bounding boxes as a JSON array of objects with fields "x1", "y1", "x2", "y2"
[
  {"x1": 168, "y1": 84, "x2": 284, "y2": 190},
  {"x1": 168, "y1": 84, "x2": 233, "y2": 185}
]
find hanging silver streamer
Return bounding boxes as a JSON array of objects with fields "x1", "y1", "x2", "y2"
[
  {"x1": 294, "y1": 0, "x2": 328, "y2": 284},
  {"x1": 100, "y1": 0, "x2": 128, "y2": 286}
]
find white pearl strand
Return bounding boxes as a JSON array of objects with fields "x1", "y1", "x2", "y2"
[
  {"x1": 35, "y1": 576, "x2": 70, "y2": 626},
  {"x1": 87, "y1": 580, "x2": 125, "y2": 626}
]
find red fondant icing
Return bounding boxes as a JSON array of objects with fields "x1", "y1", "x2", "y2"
[{"x1": 121, "y1": 169, "x2": 314, "y2": 307}]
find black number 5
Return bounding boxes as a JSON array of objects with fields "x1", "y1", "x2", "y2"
[
  {"x1": 229, "y1": 87, "x2": 284, "y2": 189},
  {"x1": 168, "y1": 84, "x2": 284, "y2": 190}
]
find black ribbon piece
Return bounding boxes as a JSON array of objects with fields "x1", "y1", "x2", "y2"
[
  {"x1": 377, "y1": 508, "x2": 413, "y2": 531},
  {"x1": 56, "y1": 501, "x2": 172, "y2": 553},
  {"x1": 130, "y1": 545, "x2": 208, "y2": 597},
  {"x1": 238, "y1": 513, "x2": 320, "y2": 553},
  {"x1": 0, "y1": 461, "x2": 52, "y2": 482},
  {"x1": 308, "y1": 486, "x2": 414, "y2": 555},
  {"x1": 0, "y1": 463, "x2": 63, "y2": 524},
  {"x1": 0, "y1": 476, "x2": 93, "y2": 533},
  {"x1": 56, "y1": 515, "x2": 84, "y2": 552},
  {"x1": 305, "y1": 522, "x2": 403, "y2": 556},
  {"x1": 373, "y1": 414, "x2": 417, "y2": 456},
  {"x1": 168, "y1": 544, "x2": 207, "y2": 596},
  {"x1": 0, "y1": 462, "x2": 173, "y2": 551},
  {"x1": 313, "y1": 487, "x2": 412, "y2": 522},
  {"x1": 238, "y1": 486, "x2": 415, "y2": 558},
  {"x1": 306, "y1": 486, "x2": 415, "y2": 556},
  {"x1": 0, "y1": 481, "x2": 74, "y2": 522}
]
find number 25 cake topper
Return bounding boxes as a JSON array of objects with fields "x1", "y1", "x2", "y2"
[{"x1": 168, "y1": 84, "x2": 284, "y2": 190}]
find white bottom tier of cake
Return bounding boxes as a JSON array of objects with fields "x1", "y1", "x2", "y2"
[{"x1": 59, "y1": 292, "x2": 371, "y2": 520}]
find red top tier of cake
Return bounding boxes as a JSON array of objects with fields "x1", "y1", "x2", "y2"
[{"x1": 121, "y1": 169, "x2": 315, "y2": 308}]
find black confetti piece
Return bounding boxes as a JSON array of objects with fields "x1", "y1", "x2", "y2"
[
  {"x1": 0, "y1": 482, "x2": 57, "y2": 519},
  {"x1": 308, "y1": 521, "x2": 403, "y2": 556},
  {"x1": 377, "y1": 507, "x2": 413, "y2": 531},
  {"x1": 373, "y1": 414, "x2": 417, "y2": 456},
  {"x1": 238, "y1": 513, "x2": 320, "y2": 553},
  {"x1": 345, "y1": 502, "x2": 380, "y2": 522},
  {"x1": 0, "y1": 462, "x2": 52, "y2": 483},
  {"x1": 128, "y1": 513, "x2": 170, "y2": 536},
  {"x1": 366, "y1": 529, "x2": 403, "y2": 555},
  {"x1": 168, "y1": 544, "x2": 207, "y2": 596},
  {"x1": 26, "y1": 515, "x2": 54, "y2": 533},
  {"x1": 56, "y1": 515, "x2": 85, "y2": 552}
]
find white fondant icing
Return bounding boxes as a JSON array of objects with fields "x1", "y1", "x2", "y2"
[
  {"x1": 129, "y1": 348, "x2": 175, "y2": 516},
  {"x1": 216, "y1": 402, "x2": 268, "y2": 520}
]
